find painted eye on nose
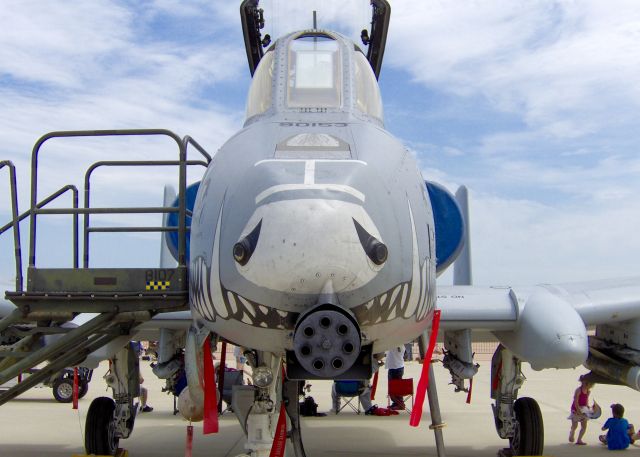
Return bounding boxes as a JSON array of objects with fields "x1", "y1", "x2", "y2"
[
  {"x1": 352, "y1": 218, "x2": 388, "y2": 265},
  {"x1": 233, "y1": 220, "x2": 262, "y2": 265}
]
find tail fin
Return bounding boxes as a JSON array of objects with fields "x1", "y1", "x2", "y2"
[{"x1": 453, "y1": 186, "x2": 472, "y2": 286}]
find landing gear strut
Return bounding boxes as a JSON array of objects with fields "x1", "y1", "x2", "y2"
[
  {"x1": 418, "y1": 331, "x2": 447, "y2": 457},
  {"x1": 491, "y1": 345, "x2": 544, "y2": 456},
  {"x1": 283, "y1": 378, "x2": 306, "y2": 457},
  {"x1": 232, "y1": 351, "x2": 306, "y2": 457},
  {"x1": 85, "y1": 342, "x2": 140, "y2": 456}
]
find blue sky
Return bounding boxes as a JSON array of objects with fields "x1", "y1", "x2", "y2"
[{"x1": 1, "y1": 0, "x2": 640, "y2": 289}]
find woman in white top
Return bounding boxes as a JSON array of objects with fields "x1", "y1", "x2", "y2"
[{"x1": 385, "y1": 346, "x2": 406, "y2": 409}]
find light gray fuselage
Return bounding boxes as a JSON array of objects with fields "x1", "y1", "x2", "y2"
[{"x1": 189, "y1": 30, "x2": 436, "y2": 355}]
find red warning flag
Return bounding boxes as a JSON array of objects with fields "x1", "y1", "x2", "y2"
[
  {"x1": 466, "y1": 377, "x2": 474, "y2": 404},
  {"x1": 409, "y1": 309, "x2": 442, "y2": 427},
  {"x1": 370, "y1": 370, "x2": 379, "y2": 400},
  {"x1": 269, "y1": 401, "x2": 288, "y2": 457},
  {"x1": 72, "y1": 367, "x2": 79, "y2": 410},
  {"x1": 203, "y1": 335, "x2": 219, "y2": 434},
  {"x1": 185, "y1": 425, "x2": 194, "y2": 457},
  {"x1": 492, "y1": 360, "x2": 502, "y2": 392}
]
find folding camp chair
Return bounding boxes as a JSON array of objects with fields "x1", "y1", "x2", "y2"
[
  {"x1": 334, "y1": 380, "x2": 365, "y2": 414},
  {"x1": 387, "y1": 378, "x2": 414, "y2": 414},
  {"x1": 218, "y1": 368, "x2": 244, "y2": 414}
]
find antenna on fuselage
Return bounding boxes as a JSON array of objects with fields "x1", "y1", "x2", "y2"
[{"x1": 313, "y1": 10, "x2": 317, "y2": 30}]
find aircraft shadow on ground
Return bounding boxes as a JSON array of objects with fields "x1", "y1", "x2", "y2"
[
  {"x1": 9, "y1": 397, "x2": 58, "y2": 404},
  {"x1": 1, "y1": 424, "x2": 612, "y2": 457}
]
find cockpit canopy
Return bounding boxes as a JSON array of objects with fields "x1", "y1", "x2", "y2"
[
  {"x1": 245, "y1": 32, "x2": 383, "y2": 123},
  {"x1": 288, "y1": 35, "x2": 341, "y2": 108}
]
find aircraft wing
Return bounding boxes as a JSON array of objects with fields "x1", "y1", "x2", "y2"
[
  {"x1": 140, "y1": 275, "x2": 640, "y2": 337},
  {"x1": 541, "y1": 277, "x2": 640, "y2": 325},
  {"x1": 437, "y1": 276, "x2": 640, "y2": 330},
  {"x1": 437, "y1": 277, "x2": 640, "y2": 370}
]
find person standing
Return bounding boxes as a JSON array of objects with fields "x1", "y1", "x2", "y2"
[
  {"x1": 132, "y1": 341, "x2": 153, "y2": 413},
  {"x1": 234, "y1": 345, "x2": 246, "y2": 372},
  {"x1": 568, "y1": 375, "x2": 594, "y2": 445},
  {"x1": 404, "y1": 342, "x2": 413, "y2": 361},
  {"x1": 386, "y1": 345, "x2": 406, "y2": 410},
  {"x1": 139, "y1": 372, "x2": 153, "y2": 413}
]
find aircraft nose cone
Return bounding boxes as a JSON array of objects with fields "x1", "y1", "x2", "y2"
[{"x1": 233, "y1": 199, "x2": 383, "y2": 294}]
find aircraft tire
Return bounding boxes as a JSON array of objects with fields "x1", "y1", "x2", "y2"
[
  {"x1": 78, "y1": 380, "x2": 89, "y2": 399},
  {"x1": 85, "y1": 396, "x2": 119, "y2": 456},
  {"x1": 510, "y1": 397, "x2": 544, "y2": 456},
  {"x1": 52, "y1": 377, "x2": 74, "y2": 403}
]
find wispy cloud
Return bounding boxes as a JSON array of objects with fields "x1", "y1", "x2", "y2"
[
  {"x1": 0, "y1": 0, "x2": 247, "y2": 205},
  {"x1": 1, "y1": 0, "x2": 639, "y2": 287},
  {"x1": 388, "y1": 1, "x2": 640, "y2": 139}
]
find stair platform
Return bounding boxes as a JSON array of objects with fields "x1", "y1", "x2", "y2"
[{"x1": 6, "y1": 267, "x2": 189, "y2": 314}]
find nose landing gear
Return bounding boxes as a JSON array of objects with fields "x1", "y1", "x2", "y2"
[{"x1": 85, "y1": 343, "x2": 139, "y2": 456}]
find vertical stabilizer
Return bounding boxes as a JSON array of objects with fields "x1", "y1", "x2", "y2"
[
  {"x1": 445, "y1": 188, "x2": 478, "y2": 394},
  {"x1": 453, "y1": 186, "x2": 472, "y2": 286},
  {"x1": 160, "y1": 185, "x2": 178, "y2": 269}
]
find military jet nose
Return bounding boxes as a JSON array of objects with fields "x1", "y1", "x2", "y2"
[{"x1": 230, "y1": 198, "x2": 386, "y2": 295}]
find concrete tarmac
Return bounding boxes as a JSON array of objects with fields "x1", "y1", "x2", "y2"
[{"x1": 1, "y1": 359, "x2": 638, "y2": 457}]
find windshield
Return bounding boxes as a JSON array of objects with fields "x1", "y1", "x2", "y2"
[
  {"x1": 287, "y1": 35, "x2": 341, "y2": 108},
  {"x1": 354, "y1": 51, "x2": 383, "y2": 121},
  {"x1": 246, "y1": 50, "x2": 275, "y2": 119}
]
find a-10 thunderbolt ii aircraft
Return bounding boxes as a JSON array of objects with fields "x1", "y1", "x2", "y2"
[{"x1": 1, "y1": 1, "x2": 640, "y2": 457}]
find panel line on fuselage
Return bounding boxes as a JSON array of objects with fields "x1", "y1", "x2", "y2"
[{"x1": 255, "y1": 184, "x2": 365, "y2": 204}]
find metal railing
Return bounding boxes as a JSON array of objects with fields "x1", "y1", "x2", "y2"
[
  {"x1": 0, "y1": 161, "x2": 22, "y2": 291},
  {"x1": 82, "y1": 159, "x2": 207, "y2": 268},
  {"x1": 0, "y1": 130, "x2": 212, "y2": 407},
  {"x1": 27, "y1": 129, "x2": 211, "y2": 273},
  {"x1": 0, "y1": 184, "x2": 79, "y2": 283}
]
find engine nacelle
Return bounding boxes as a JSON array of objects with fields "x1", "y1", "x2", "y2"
[
  {"x1": 425, "y1": 181, "x2": 465, "y2": 275},
  {"x1": 165, "y1": 181, "x2": 200, "y2": 263}
]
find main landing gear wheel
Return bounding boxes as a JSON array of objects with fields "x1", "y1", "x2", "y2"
[
  {"x1": 85, "y1": 396, "x2": 119, "y2": 456},
  {"x1": 78, "y1": 380, "x2": 89, "y2": 399},
  {"x1": 510, "y1": 397, "x2": 544, "y2": 456},
  {"x1": 52, "y1": 377, "x2": 89, "y2": 402},
  {"x1": 52, "y1": 377, "x2": 74, "y2": 403}
]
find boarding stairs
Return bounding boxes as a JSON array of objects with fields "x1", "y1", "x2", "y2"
[{"x1": 0, "y1": 129, "x2": 210, "y2": 405}]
